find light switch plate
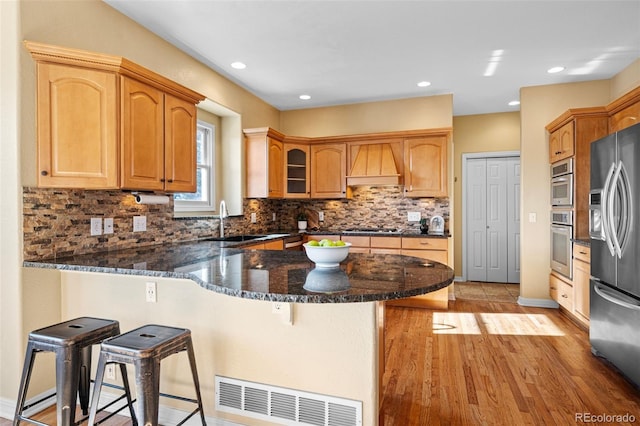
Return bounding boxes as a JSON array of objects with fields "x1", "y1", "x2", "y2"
[
  {"x1": 408, "y1": 212, "x2": 421, "y2": 222},
  {"x1": 133, "y1": 215, "x2": 146, "y2": 232},
  {"x1": 90, "y1": 218, "x2": 102, "y2": 236},
  {"x1": 319, "y1": 211, "x2": 324, "y2": 221},
  {"x1": 251, "y1": 212, "x2": 257, "y2": 223},
  {"x1": 103, "y1": 218, "x2": 114, "y2": 234}
]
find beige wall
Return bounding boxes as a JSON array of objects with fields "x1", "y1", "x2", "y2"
[
  {"x1": 58, "y1": 272, "x2": 378, "y2": 425},
  {"x1": 4, "y1": 1, "x2": 379, "y2": 423},
  {"x1": 610, "y1": 58, "x2": 640, "y2": 101},
  {"x1": 280, "y1": 94, "x2": 453, "y2": 136},
  {"x1": 452, "y1": 112, "x2": 521, "y2": 275},
  {"x1": 519, "y1": 80, "x2": 612, "y2": 300},
  {"x1": 0, "y1": 0, "x2": 24, "y2": 406}
]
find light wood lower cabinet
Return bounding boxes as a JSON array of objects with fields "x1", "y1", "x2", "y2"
[
  {"x1": 549, "y1": 244, "x2": 590, "y2": 328},
  {"x1": 341, "y1": 236, "x2": 370, "y2": 254},
  {"x1": 388, "y1": 237, "x2": 450, "y2": 310},
  {"x1": 243, "y1": 239, "x2": 284, "y2": 250},
  {"x1": 572, "y1": 244, "x2": 590, "y2": 326},
  {"x1": 370, "y1": 236, "x2": 401, "y2": 254}
]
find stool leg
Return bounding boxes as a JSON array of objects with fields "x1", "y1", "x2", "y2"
[
  {"x1": 56, "y1": 346, "x2": 80, "y2": 426},
  {"x1": 13, "y1": 342, "x2": 38, "y2": 426},
  {"x1": 88, "y1": 351, "x2": 107, "y2": 426},
  {"x1": 79, "y1": 345, "x2": 92, "y2": 415},
  {"x1": 186, "y1": 340, "x2": 207, "y2": 425},
  {"x1": 134, "y1": 357, "x2": 161, "y2": 426},
  {"x1": 118, "y1": 363, "x2": 138, "y2": 425}
]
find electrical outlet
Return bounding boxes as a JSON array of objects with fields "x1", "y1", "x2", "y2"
[
  {"x1": 272, "y1": 212, "x2": 276, "y2": 222},
  {"x1": 133, "y1": 215, "x2": 146, "y2": 232},
  {"x1": 145, "y1": 281, "x2": 157, "y2": 303},
  {"x1": 90, "y1": 218, "x2": 102, "y2": 236},
  {"x1": 103, "y1": 218, "x2": 114, "y2": 234},
  {"x1": 272, "y1": 302, "x2": 293, "y2": 325},
  {"x1": 407, "y1": 212, "x2": 421, "y2": 222},
  {"x1": 318, "y1": 211, "x2": 324, "y2": 221},
  {"x1": 105, "y1": 364, "x2": 116, "y2": 380},
  {"x1": 251, "y1": 212, "x2": 257, "y2": 223}
]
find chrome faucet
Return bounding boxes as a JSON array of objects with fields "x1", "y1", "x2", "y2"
[{"x1": 219, "y1": 200, "x2": 229, "y2": 238}]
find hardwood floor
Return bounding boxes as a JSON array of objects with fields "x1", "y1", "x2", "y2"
[
  {"x1": 4, "y1": 291, "x2": 640, "y2": 425},
  {"x1": 380, "y1": 297, "x2": 640, "y2": 425}
]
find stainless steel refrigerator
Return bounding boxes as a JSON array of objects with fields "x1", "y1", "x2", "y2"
[{"x1": 589, "y1": 122, "x2": 640, "y2": 387}]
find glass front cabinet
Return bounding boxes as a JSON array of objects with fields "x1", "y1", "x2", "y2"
[{"x1": 284, "y1": 143, "x2": 310, "y2": 198}]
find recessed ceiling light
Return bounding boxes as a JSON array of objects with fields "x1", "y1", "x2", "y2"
[
  {"x1": 547, "y1": 66, "x2": 565, "y2": 74},
  {"x1": 231, "y1": 62, "x2": 246, "y2": 70},
  {"x1": 508, "y1": 100, "x2": 520, "y2": 106},
  {"x1": 417, "y1": 81, "x2": 431, "y2": 87},
  {"x1": 299, "y1": 94, "x2": 311, "y2": 100}
]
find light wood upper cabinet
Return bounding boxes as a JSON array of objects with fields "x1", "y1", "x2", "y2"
[
  {"x1": 284, "y1": 143, "x2": 310, "y2": 198},
  {"x1": 403, "y1": 135, "x2": 448, "y2": 198},
  {"x1": 26, "y1": 41, "x2": 205, "y2": 192},
  {"x1": 164, "y1": 94, "x2": 198, "y2": 192},
  {"x1": 121, "y1": 77, "x2": 164, "y2": 190},
  {"x1": 245, "y1": 128, "x2": 284, "y2": 198},
  {"x1": 546, "y1": 108, "x2": 608, "y2": 239},
  {"x1": 311, "y1": 143, "x2": 347, "y2": 198},
  {"x1": 36, "y1": 63, "x2": 118, "y2": 189},
  {"x1": 608, "y1": 86, "x2": 640, "y2": 132},
  {"x1": 120, "y1": 77, "x2": 198, "y2": 192},
  {"x1": 548, "y1": 121, "x2": 574, "y2": 163}
]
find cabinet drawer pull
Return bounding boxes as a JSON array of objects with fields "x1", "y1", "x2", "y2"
[
  {"x1": 562, "y1": 294, "x2": 568, "y2": 298},
  {"x1": 41, "y1": 170, "x2": 48, "y2": 176}
]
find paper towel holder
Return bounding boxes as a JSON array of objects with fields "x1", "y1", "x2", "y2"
[{"x1": 132, "y1": 192, "x2": 170, "y2": 205}]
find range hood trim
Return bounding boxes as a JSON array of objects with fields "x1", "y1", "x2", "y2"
[{"x1": 346, "y1": 143, "x2": 401, "y2": 186}]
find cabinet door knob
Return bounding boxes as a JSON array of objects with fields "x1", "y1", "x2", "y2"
[
  {"x1": 168, "y1": 179, "x2": 173, "y2": 183},
  {"x1": 160, "y1": 178, "x2": 166, "y2": 182},
  {"x1": 41, "y1": 170, "x2": 48, "y2": 176}
]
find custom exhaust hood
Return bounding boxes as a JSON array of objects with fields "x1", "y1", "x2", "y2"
[{"x1": 346, "y1": 143, "x2": 401, "y2": 186}]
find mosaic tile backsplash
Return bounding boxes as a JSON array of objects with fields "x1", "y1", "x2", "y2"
[{"x1": 23, "y1": 186, "x2": 449, "y2": 260}]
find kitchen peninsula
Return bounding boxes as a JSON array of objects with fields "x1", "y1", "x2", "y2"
[{"x1": 24, "y1": 239, "x2": 453, "y2": 425}]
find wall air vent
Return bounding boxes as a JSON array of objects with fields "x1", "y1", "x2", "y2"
[{"x1": 215, "y1": 376, "x2": 362, "y2": 426}]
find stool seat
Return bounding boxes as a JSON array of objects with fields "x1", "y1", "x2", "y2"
[
  {"x1": 89, "y1": 324, "x2": 206, "y2": 425},
  {"x1": 28, "y1": 317, "x2": 120, "y2": 348},
  {"x1": 14, "y1": 317, "x2": 132, "y2": 426},
  {"x1": 102, "y1": 325, "x2": 191, "y2": 359}
]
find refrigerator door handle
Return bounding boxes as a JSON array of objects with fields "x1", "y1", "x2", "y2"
[
  {"x1": 616, "y1": 161, "x2": 632, "y2": 257},
  {"x1": 594, "y1": 283, "x2": 640, "y2": 311},
  {"x1": 602, "y1": 162, "x2": 617, "y2": 257}
]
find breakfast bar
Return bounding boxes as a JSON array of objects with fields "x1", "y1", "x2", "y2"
[{"x1": 24, "y1": 239, "x2": 454, "y2": 425}]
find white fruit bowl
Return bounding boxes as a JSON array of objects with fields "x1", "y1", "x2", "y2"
[{"x1": 303, "y1": 242, "x2": 352, "y2": 268}]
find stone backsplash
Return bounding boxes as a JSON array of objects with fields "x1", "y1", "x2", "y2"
[{"x1": 23, "y1": 186, "x2": 449, "y2": 260}]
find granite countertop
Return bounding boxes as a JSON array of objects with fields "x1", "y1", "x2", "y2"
[
  {"x1": 24, "y1": 239, "x2": 454, "y2": 303},
  {"x1": 572, "y1": 238, "x2": 591, "y2": 247}
]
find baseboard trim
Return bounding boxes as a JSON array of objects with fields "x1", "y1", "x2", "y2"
[
  {"x1": 517, "y1": 296, "x2": 559, "y2": 308},
  {"x1": 1, "y1": 389, "x2": 240, "y2": 425}
]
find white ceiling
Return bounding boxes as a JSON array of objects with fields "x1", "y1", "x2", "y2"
[{"x1": 105, "y1": 0, "x2": 640, "y2": 116}]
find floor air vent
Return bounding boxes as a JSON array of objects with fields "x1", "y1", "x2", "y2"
[{"x1": 215, "y1": 376, "x2": 362, "y2": 426}]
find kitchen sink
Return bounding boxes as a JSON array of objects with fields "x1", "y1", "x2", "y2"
[{"x1": 205, "y1": 235, "x2": 268, "y2": 242}]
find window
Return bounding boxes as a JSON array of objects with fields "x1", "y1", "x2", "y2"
[{"x1": 174, "y1": 121, "x2": 215, "y2": 212}]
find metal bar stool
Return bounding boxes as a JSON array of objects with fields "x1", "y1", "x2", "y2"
[
  {"x1": 13, "y1": 317, "x2": 136, "y2": 426},
  {"x1": 88, "y1": 324, "x2": 207, "y2": 426}
]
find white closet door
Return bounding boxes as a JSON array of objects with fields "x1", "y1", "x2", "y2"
[
  {"x1": 467, "y1": 159, "x2": 488, "y2": 281},
  {"x1": 507, "y1": 158, "x2": 521, "y2": 283},
  {"x1": 464, "y1": 155, "x2": 520, "y2": 283},
  {"x1": 486, "y1": 159, "x2": 508, "y2": 282}
]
